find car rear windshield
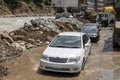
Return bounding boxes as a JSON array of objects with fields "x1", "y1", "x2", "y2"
[{"x1": 50, "y1": 36, "x2": 81, "y2": 48}]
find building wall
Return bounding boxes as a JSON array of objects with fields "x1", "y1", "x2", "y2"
[
  {"x1": 78, "y1": 0, "x2": 84, "y2": 3},
  {"x1": 86, "y1": 0, "x2": 95, "y2": 11},
  {"x1": 104, "y1": 0, "x2": 114, "y2": 3},
  {"x1": 104, "y1": 0, "x2": 115, "y2": 7},
  {"x1": 97, "y1": 0, "x2": 104, "y2": 12},
  {"x1": 86, "y1": 0, "x2": 104, "y2": 12}
]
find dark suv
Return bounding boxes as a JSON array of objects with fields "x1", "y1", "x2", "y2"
[{"x1": 81, "y1": 23, "x2": 100, "y2": 42}]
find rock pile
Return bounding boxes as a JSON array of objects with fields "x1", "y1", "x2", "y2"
[
  {"x1": 56, "y1": 17, "x2": 83, "y2": 28},
  {"x1": 0, "y1": 66, "x2": 8, "y2": 80}
]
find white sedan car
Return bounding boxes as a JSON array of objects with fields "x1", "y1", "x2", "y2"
[{"x1": 40, "y1": 32, "x2": 91, "y2": 73}]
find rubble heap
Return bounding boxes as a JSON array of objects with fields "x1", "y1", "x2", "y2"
[
  {"x1": 0, "y1": 66, "x2": 8, "y2": 80},
  {"x1": 56, "y1": 17, "x2": 82, "y2": 28},
  {"x1": 0, "y1": 17, "x2": 82, "y2": 61}
]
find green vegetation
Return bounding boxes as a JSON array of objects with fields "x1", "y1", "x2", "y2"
[{"x1": 28, "y1": 2, "x2": 34, "y2": 9}]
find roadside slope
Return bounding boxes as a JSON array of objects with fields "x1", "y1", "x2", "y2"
[{"x1": 0, "y1": 0, "x2": 53, "y2": 16}]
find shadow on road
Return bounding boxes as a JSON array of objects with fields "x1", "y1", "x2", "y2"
[
  {"x1": 103, "y1": 37, "x2": 120, "y2": 52},
  {"x1": 37, "y1": 68, "x2": 80, "y2": 78}
]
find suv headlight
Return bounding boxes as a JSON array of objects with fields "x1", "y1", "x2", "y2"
[
  {"x1": 41, "y1": 54, "x2": 48, "y2": 61},
  {"x1": 92, "y1": 33, "x2": 98, "y2": 37},
  {"x1": 68, "y1": 57, "x2": 80, "y2": 63}
]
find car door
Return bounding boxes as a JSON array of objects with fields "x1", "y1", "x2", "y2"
[{"x1": 83, "y1": 34, "x2": 91, "y2": 59}]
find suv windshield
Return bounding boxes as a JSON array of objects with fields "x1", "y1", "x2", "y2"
[
  {"x1": 82, "y1": 25, "x2": 98, "y2": 32},
  {"x1": 50, "y1": 36, "x2": 81, "y2": 48}
]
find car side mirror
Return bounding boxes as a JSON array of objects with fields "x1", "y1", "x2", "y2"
[
  {"x1": 45, "y1": 41, "x2": 50, "y2": 45},
  {"x1": 85, "y1": 44, "x2": 90, "y2": 47}
]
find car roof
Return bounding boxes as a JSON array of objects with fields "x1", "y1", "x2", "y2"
[
  {"x1": 83, "y1": 23, "x2": 97, "y2": 26},
  {"x1": 58, "y1": 32, "x2": 84, "y2": 36},
  {"x1": 81, "y1": 24, "x2": 98, "y2": 31}
]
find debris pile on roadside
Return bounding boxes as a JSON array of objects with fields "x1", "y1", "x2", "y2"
[
  {"x1": 0, "y1": 17, "x2": 82, "y2": 79},
  {"x1": 0, "y1": 66, "x2": 8, "y2": 80},
  {"x1": 53, "y1": 21, "x2": 80, "y2": 32},
  {"x1": 0, "y1": 17, "x2": 82, "y2": 62},
  {"x1": 56, "y1": 17, "x2": 83, "y2": 28}
]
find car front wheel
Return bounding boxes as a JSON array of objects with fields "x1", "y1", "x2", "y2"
[{"x1": 81, "y1": 58, "x2": 85, "y2": 71}]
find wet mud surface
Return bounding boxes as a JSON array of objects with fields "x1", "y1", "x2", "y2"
[{"x1": 2, "y1": 27, "x2": 120, "y2": 80}]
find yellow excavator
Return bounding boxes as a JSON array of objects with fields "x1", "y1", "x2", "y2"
[
  {"x1": 84, "y1": 9, "x2": 97, "y2": 23},
  {"x1": 103, "y1": 6, "x2": 115, "y2": 14}
]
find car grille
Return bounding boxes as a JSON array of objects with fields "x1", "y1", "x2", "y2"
[
  {"x1": 45, "y1": 66, "x2": 70, "y2": 71},
  {"x1": 49, "y1": 57, "x2": 68, "y2": 63}
]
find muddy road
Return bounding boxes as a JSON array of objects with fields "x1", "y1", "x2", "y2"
[{"x1": 1, "y1": 27, "x2": 120, "y2": 80}]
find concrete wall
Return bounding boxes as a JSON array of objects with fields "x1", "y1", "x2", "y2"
[{"x1": 51, "y1": 0, "x2": 79, "y2": 7}]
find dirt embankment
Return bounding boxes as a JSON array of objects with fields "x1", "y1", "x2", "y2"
[{"x1": 0, "y1": 0, "x2": 53, "y2": 17}]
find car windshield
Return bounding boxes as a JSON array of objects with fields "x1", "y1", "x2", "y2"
[
  {"x1": 82, "y1": 25, "x2": 98, "y2": 32},
  {"x1": 50, "y1": 36, "x2": 81, "y2": 48}
]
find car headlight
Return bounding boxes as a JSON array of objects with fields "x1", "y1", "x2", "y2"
[
  {"x1": 92, "y1": 33, "x2": 98, "y2": 37},
  {"x1": 41, "y1": 54, "x2": 48, "y2": 61},
  {"x1": 68, "y1": 57, "x2": 80, "y2": 63}
]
